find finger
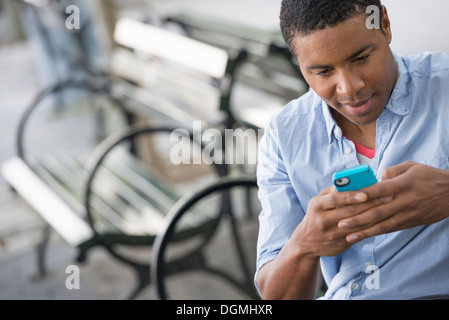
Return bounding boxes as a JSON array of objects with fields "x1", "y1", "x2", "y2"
[
  {"x1": 380, "y1": 161, "x2": 418, "y2": 181},
  {"x1": 320, "y1": 185, "x2": 337, "y2": 195},
  {"x1": 345, "y1": 214, "x2": 400, "y2": 243},
  {"x1": 336, "y1": 195, "x2": 394, "y2": 229},
  {"x1": 320, "y1": 190, "x2": 368, "y2": 210},
  {"x1": 342, "y1": 201, "x2": 406, "y2": 242},
  {"x1": 360, "y1": 178, "x2": 401, "y2": 203},
  {"x1": 338, "y1": 197, "x2": 396, "y2": 230}
]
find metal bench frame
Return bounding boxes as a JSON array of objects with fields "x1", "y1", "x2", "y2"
[{"x1": 152, "y1": 176, "x2": 259, "y2": 300}]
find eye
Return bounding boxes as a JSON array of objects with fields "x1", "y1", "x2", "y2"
[
  {"x1": 354, "y1": 55, "x2": 370, "y2": 64},
  {"x1": 317, "y1": 69, "x2": 333, "y2": 77}
]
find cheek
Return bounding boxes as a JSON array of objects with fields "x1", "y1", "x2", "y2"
[
  {"x1": 365, "y1": 65, "x2": 384, "y2": 87},
  {"x1": 369, "y1": 54, "x2": 395, "y2": 89},
  {"x1": 305, "y1": 77, "x2": 335, "y2": 101}
]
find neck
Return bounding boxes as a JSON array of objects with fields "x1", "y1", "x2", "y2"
[{"x1": 332, "y1": 111, "x2": 376, "y2": 149}]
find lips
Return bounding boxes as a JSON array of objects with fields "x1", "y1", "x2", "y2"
[{"x1": 340, "y1": 96, "x2": 373, "y2": 116}]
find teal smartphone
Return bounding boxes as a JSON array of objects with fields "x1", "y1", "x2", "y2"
[{"x1": 333, "y1": 164, "x2": 378, "y2": 192}]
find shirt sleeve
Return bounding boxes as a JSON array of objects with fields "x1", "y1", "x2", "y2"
[{"x1": 255, "y1": 123, "x2": 306, "y2": 288}]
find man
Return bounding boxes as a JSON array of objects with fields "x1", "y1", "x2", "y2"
[{"x1": 256, "y1": 0, "x2": 449, "y2": 299}]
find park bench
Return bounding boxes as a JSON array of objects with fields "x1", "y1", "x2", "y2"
[{"x1": 2, "y1": 6, "x2": 260, "y2": 299}]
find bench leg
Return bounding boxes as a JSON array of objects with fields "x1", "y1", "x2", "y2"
[
  {"x1": 228, "y1": 212, "x2": 260, "y2": 299},
  {"x1": 127, "y1": 265, "x2": 150, "y2": 300},
  {"x1": 32, "y1": 224, "x2": 52, "y2": 281}
]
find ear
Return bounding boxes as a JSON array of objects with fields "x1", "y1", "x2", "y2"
[{"x1": 381, "y1": 5, "x2": 392, "y2": 44}]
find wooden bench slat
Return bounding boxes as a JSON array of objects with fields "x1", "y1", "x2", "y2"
[
  {"x1": 112, "y1": 48, "x2": 221, "y2": 108},
  {"x1": 42, "y1": 155, "x2": 168, "y2": 236},
  {"x1": 104, "y1": 149, "x2": 180, "y2": 206},
  {"x1": 72, "y1": 157, "x2": 168, "y2": 235},
  {"x1": 33, "y1": 156, "x2": 126, "y2": 233},
  {"x1": 112, "y1": 79, "x2": 215, "y2": 126},
  {"x1": 111, "y1": 52, "x2": 224, "y2": 125},
  {"x1": 29, "y1": 158, "x2": 86, "y2": 214},
  {"x1": 167, "y1": 12, "x2": 284, "y2": 47},
  {"x1": 1, "y1": 157, "x2": 94, "y2": 248},
  {"x1": 112, "y1": 151, "x2": 219, "y2": 220},
  {"x1": 99, "y1": 150, "x2": 215, "y2": 231},
  {"x1": 114, "y1": 17, "x2": 229, "y2": 79}
]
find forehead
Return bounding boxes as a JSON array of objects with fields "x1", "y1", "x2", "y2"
[{"x1": 292, "y1": 15, "x2": 381, "y2": 66}]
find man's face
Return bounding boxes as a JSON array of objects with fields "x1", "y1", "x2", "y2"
[{"x1": 292, "y1": 8, "x2": 397, "y2": 128}]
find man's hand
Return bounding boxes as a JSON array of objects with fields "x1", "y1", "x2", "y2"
[
  {"x1": 337, "y1": 161, "x2": 449, "y2": 243},
  {"x1": 292, "y1": 185, "x2": 392, "y2": 257}
]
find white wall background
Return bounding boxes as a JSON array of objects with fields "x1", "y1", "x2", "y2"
[{"x1": 382, "y1": 0, "x2": 449, "y2": 55}]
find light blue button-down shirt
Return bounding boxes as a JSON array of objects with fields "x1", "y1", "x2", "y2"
[{"x1": 256, "y1": 51, "x2": 449, "y2": 299}]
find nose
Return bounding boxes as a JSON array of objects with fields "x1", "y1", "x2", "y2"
[{"x1": 336, "y1": 70, "x2": 365, "y2": 97}]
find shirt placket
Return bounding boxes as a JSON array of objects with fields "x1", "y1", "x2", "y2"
[{"x1": 332, "y1": 126, "x2": 359, "y2": 168}]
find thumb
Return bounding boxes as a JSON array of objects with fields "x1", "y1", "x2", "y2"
[{"x1": 380, "y1": 161, "x2": 418, "y2": 181}]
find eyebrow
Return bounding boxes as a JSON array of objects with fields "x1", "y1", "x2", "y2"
[{"x1": 306, "y1": 44, "x2": 376, "y2": 71}]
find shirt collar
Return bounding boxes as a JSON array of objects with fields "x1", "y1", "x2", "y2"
[
  {"x1": 321, "y1": 99, "x2": 340, "y2": 143},
  {"x1": 385, "y1": 52, "x2": 412, "y2": 116},
  {"x1": 321, "y1": 51, "x2": 411, "y2": 143}
]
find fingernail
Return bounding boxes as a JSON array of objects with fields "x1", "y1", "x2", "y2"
[
  {"x1": 338, "y1": 221, "x2": 349, "y2": 229},
  {"x1": 381, "y1": 196, "x2": 393, "y2": 202},
  {"x1": 354, "y1": 193, "x2": 367, "y2": 201},
  {"x1": 347, "y1": 234, "x2": 359, "y2": 242}
]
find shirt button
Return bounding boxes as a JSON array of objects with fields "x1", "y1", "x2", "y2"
[
  {"x1": 333, "y1": 127, "x2": 341, "y2": 136},
  {"x1": 351, "y1": 282, "x2": 359, "y2": 291},
  {"x1": 345, "y1": 147, "x2": 352, "y2": 155}
]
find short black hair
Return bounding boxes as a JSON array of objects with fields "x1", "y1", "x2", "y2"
[{"x1": 280, "y1": 0, "x2": 382, "y2": 50}]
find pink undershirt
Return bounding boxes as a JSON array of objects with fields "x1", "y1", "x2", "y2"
[{"x1": 345, "y1": 137, "x2": 376, "y2": 159}]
